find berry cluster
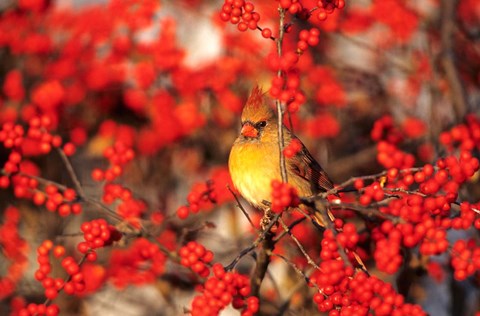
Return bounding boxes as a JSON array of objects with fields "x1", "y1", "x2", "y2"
[
  {"x1": 91, "y1": 141, "x2": 135, "y2": 182},
  {"x1": 177, "y1": 180, "x2": 217, "y2": 219},
  {"x1": 17, "y1": 303, "x2": 60, "y2": 316},
  {"x1": 0, "y1": 122, "x2": 24, "y2": 149},
  {"x1": 336, "y1": 222, "x2": 360, "y2": 249},
  {"x1": 108, "y1": 238, "x2": 166, "y2": 288},
  {"x1": 311, "y1": 229, "x2": 425, "y2": 315},
  {"x1": 283, "y1": 138, "x2": 302, "y2": 158},
  {"x1": 101, "y1": 183, "x2": 147, "y2": 226},
  {"x1": 3, "y1": 69, "x2": 25, "y2": 101},
  {"x1": 280, "y1": 0, "x2": 306, "y2": 15},
  {"x1": 313, "y1": 232, "x2": 355, "y2": 291},
  {"x1": 357, "y1": 181, "x2": 385, "y2": 205},
  {"x1": 24, "y1": 115, "x2": 63, "y2": 155},
  {"x1": 220, "y1": 0, "x2": 262, "y2": 33},
  {"x1": 371, "y1": 115, "x2": 403, "y2": 144},
  {"x1": 6, "y1": 170, "x2": 82, "y2": 217},
  {"x1": 218, "y1": 0, "x2": 345, "y2": 118},
  {"x1": 0, "y1": 206, "x2": 28, "y2": 299},
  {"x1": 271, "y1": 179, "x2": 300, "y2": 213},
  {"x1": 372, "y1": 221, "x2": 403, "y2": 274},
  {"x1": 454, "y1": 202, "x2": 480, "y2": 230},
  {"x1": 60, "y1": 256, "x2": 86, "y2": 295},
  {"x1": 77, "y1": 219, "x2": 122, "y2": 260},
  {"x1": 269, "y1": 72, "x2": 306, "y2": 112},
  {"x1": 179, "y1": 241, "x2": 214, "y2": 278},
  {"x1": 36, "y1": 185, "x2": 81, "y2": 217},
  {"x1": 279, "y1": 0, "x2": 345, "y2": 21},
  {"x1": 346, "y1": 272, "x2": 426, "y2": 316},
  {"x1": 365, "y1": 139, "x2": 479, "y2": 274},
  {"x1": 439, "y1": 114, "x2": 480, "y2": 152},
  {"x1": 451, "y1": 239, "x2": 480, "y2": 281},
  {"x1": 190, "y1": 263, "x2": 258, "y2": 316},
  {"x1": 315, "y1": 0, "x2": 346, "y2": 21},
  {"x1": 0, "y1": 115, "x2": 84, "y2": 217},
  {"x1": 297, "y1": 28, "x2": 320, "y2": 53},
  {"x1": 32, "y1": 240, "x2": 87, "y2": 308},
  {"x1": 376, "y1": 141, "x2": 415, "y2": 169}
]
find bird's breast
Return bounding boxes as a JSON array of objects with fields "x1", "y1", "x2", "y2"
[{"x1": 228, "y1": 140, "x2": 281, "y2": 209}]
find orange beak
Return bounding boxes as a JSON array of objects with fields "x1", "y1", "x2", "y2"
[{"x1": 241, "y1": 123, "x2": 258, "y2": 138}]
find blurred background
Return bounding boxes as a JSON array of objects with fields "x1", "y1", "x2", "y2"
[{"x1": 0, "y1": 0, "x2": 479, "y2": 315}]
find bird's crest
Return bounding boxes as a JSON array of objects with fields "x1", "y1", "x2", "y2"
[{"x1": 241, "y1": 85, "x2": 274, "y2": 123}]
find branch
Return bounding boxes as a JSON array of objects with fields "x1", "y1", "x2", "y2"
[
  {"x1": 278, "y1": 218, "x2": 320, "y2": 270},
  {"x1": 311, "y1": 166, "x2": 429, "y2": 198},
  {"x1": 276, "y1": 7, "x2": 288, "y2": 183},
  {"x1": 224, "y1": 213, "x2": 282, "y2": 271},
  {"x1": 56, "y1": 148, "x2": 86, "y2": 198},
  {"x1": 440, "y1": 0, "x2": 468, "y2": 120},
  {"x1": 249, "y1": 6, "x2": 288, "y2": 299},
  {"x1": 273, "y1": 215, "x2": 307, "y2": 242},
  {"x1": 227, "y1": 184, "x2": 257, "y2": 230},
  {"x1": 251, "y1": 228, "x2": 275, "y2": 297},
  {"x1": 270, "y1": 252, "x2": 321, "y2": 292}
]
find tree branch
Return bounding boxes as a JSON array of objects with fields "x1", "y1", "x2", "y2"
[
  {"x1": 276, "y1": 7, "x2": 288, "y2": 183},
  {"x1": 440, "y1": 0, "x2": 468, "y2": 120}
]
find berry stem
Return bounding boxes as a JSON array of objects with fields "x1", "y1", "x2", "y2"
[{"x1": 56, "y1": 147, "x2": 86, "y2": 199}]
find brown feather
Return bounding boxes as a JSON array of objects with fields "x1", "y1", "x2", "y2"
[{"x1": 241, "y1": 85, "x2": 274, "y2": 124}]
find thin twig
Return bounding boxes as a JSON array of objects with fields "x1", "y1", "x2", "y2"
[
  {"x1": 440, "y1": 0, "x2": 468, "y2": 120},
  {"x1": 227, "y1": 184, "x2": 256, "y2": 230},
  {"x1": 56, "y1": 148, "x2": 86, "y2": 198},
  {"x1": 83, "y1": 196, "x2": 125, "y2": 222},
  {"x1": 384, "y1": 187, "x2": 427, "y2": 197},
  {"x1": 43, "y1": 252, "x2": 89, "y2": 307},
  {"x1": 273, "y1": 215, "x2": 307, "y2": 242},
  {"x1": 6, "y1": 170, "x2": 125, "y2": 223},
  {"x1": 224, "y1": 213, "x2": 281, "y2": 271},
  {"x1": 325, "y1": 201, "x2": 403, "y2": 223},
  {"x1": 55, "y1": 148, "x2": 144, "y2": 230},
  {"x1": 309, "y1": 166, "x2": 429, "y2": 199},
  {"x1": 277, "y1": 266, "x2": 317, "y2": 314},
  {"x1": 269, "y1": 252, "x2": 321, "y2": 292},
  {"x1": 278, "y1": 218, "x2": 320, "y2": 270}
]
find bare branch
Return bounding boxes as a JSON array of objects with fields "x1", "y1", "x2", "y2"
[
  {"x1": 56, "y1": 147, "x2": 86, "y2": 198},
  {"x1": 224, "y1": 213, "x2": 282, "y2": 271},
  {"x1": 276, "y1": 7, "x2": 288, "y2": 183},
  {"x1": 278, "y1": 217, "x2": 320, "y2": 270},
  {"x1": 227, "y1": 184, "x2": 257, "y2": 230},
  {"x1": 440, "y1": 0, "x2": 468, "y2": 120}
]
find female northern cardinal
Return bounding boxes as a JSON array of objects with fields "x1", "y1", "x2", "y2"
[{"x1": 229, "y1": 86, "x2": 334, "y2": 212}]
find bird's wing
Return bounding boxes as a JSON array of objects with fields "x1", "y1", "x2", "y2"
[{"x1": 289, "y1": 139, "x2": 334, "y2": 193}]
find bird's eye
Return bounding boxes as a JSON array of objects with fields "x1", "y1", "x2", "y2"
[{"x1": 257, "y1": 121, "x2": 267, "y2": 128}]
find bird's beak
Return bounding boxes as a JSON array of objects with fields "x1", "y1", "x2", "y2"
[{"x1": 241, "y1": 123, "x2": 258, "y2": 138}]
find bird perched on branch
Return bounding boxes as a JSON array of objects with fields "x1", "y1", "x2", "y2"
[{"x1": 228, "y1": 85, "x2": 334, "y2": 224}]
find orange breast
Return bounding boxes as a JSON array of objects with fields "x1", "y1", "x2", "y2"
[{"x1": 229, "y1": 140, "x2": 280, "y2": 209}]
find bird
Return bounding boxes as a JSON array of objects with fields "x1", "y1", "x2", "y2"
[{"x1": 228, "y1": 85, "x2": 335, "y2": 222}]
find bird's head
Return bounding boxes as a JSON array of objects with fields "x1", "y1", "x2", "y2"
[{"x1": 239, "y1": 85, "x2": 276, "y2": 140}]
